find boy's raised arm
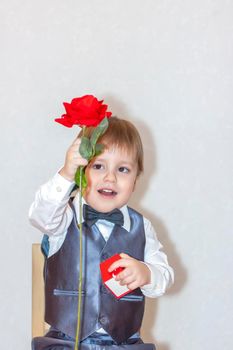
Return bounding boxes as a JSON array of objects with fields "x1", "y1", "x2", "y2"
[
  {"x1": 29, "y1": 172, "x2": 75, "y2": 236},
  {"x1": 29, "y1": 137, "x2": 87, "y2": 236}
]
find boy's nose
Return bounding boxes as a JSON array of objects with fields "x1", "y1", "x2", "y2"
[{"x1": 103, "y1": 170, "x2": 117, "y2": 182}]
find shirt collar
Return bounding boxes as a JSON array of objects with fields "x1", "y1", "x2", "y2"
[{"x1": 72, "y1": 192, "x2": 131, "y2": 232}]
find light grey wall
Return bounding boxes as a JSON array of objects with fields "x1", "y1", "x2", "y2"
[{"x1": 0, "y1": 1, "x2": 232, "y2": 349}]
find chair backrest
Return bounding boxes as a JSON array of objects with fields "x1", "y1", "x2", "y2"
[{"x1": 32, "y1": 243, "x2": 50, "y2": 337}]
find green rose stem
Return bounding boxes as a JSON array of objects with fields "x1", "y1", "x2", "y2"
[
  {"x1": 74, "y1": 127, "x2": 86, "y2": 350},
  {"x1": 74, "y1": 165, "x2": 83, "y2": 350}
]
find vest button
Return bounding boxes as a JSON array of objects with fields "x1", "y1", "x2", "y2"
[{"x1": 101, "y1": 253, "x2": 109, "y2": 260}]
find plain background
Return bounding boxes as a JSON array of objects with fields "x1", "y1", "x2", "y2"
[{"x1": 0, "y1": 1, "x2": 232, "y2": 349}]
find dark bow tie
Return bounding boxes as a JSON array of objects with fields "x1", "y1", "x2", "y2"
[{"x1": 83, "y1": 204, "x2": 124, "y2": 227}]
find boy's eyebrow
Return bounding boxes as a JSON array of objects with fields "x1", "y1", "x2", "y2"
[
  {"x1": 94, "y1": 158, "x2": 135, "y2": 167},
  {"x1": 119, "y1": 161, "x2": 135, "y2": 167},
  {"x1": 92, "y1": 157, "x2": 105, "y2": 162}
]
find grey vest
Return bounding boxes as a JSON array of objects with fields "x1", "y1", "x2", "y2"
[{"x1": 44, "y1": 205, "x2": 146, "y2": 344}]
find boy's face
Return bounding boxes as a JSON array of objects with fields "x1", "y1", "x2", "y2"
[{"x1": 83, "y1": 146, "x2": 138, "y2": 213}]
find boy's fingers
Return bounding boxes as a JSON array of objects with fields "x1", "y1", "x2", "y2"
[
  {"x1": 119, "y1": 253, "x2": 131, "y2": 259},
  {"x1": 74, "y1": 159, "x2": 88, "y2": 166},
  {"x1": 72, "y1": 137, "x2": 81, "y2": 145},
  {"x1": 115, "y1": 267, "x2": 131, "y2": 280},
  {"x1": 126, "y1": 281, "x2": 138, "y2": 290},
  {"x1": 108, "y1": 258, "x2": 131, "y2": 272},
  {"x1": 108, "y1": 253, "x2": 134, "y2": 272},
  {"x1": 117, "y1": 273, "x2": 138, "y2": 290},
  {"x1": 118, "y1": 275, "x2": 135, "y2": 286},
  {"x1": 70, "y1": 144, "x2": 80, "y2": 151}
]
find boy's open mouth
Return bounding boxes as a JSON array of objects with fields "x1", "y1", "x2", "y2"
[{"x1": 98, "y1": 189, "x2": 117, "y2": 197}]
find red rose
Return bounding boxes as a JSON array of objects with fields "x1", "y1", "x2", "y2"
[{"x1": 55, "y1": 94, "x2": 112, "y2": 127}]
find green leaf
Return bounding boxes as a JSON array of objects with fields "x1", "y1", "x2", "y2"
[
  {"x1": 90, "y1": 117, "x2": 109, "y2": 147},
  {"x1": 79, "y1": 136, "x2": 93, "y2": 160},
  {"x1": 94, "y1": 143, "x2": 104, "y2": 156},
  {"x1": 75, "y1": 167, "x2": 88, "y2": 190}
]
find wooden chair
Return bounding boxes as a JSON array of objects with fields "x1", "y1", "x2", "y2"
[{"x1": 32, "y1": 243, "x2": 50, "y2": 337}]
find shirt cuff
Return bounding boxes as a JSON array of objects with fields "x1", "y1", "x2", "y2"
[
  {"x1": 140, "y1": 262, "x2": 167, "y2": 297},
  {"x1": 42, "y1": 172, "x2": 75, "y2": 202}
]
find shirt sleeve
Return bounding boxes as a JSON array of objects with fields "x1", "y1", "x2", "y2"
[
  {"x1": 29, "y1": 172, "x2": 75, "y2": 236},
  {"x1": 140, "y1": 217, "x2": 174, "y2": 298}
]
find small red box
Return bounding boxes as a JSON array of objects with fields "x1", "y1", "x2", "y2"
[{"x1": 100, "y1": 254, "x2": 131, "y2": 299}]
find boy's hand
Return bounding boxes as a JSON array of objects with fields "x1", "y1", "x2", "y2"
[
  {"x1": 108, "y1": 253, "x2": 151, "y2": 290},
  {"x1": 59, "y1": 138, "x2": 88, "y2": 182}
]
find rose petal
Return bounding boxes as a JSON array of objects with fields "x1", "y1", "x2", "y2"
[
  {"x1": 63, "y1": 102, "x2": 74, "y2": 116},
  {"x1": 54, "y1": 117, "x2": 74, "y2": 127}
]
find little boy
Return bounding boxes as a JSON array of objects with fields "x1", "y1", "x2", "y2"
[{"x1": 29, "y1": 117, "x2": 174, "y2": 350}]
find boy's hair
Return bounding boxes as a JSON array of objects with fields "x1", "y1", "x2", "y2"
[{"x1": 82, "y1": 116, "x2": 144, "y2": 176}]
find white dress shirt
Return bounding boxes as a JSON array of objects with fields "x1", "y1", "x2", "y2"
[{"x1": 29, "y1": 172, "x2": 174, "y2": 298}]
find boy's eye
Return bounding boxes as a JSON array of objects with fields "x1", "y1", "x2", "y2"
[
  {"x1": 118, "y1": 167, "x2": 130, "y2": 173},
  {"x1": 92, "y1": 163, "x2": 104, "y2": 170}
]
